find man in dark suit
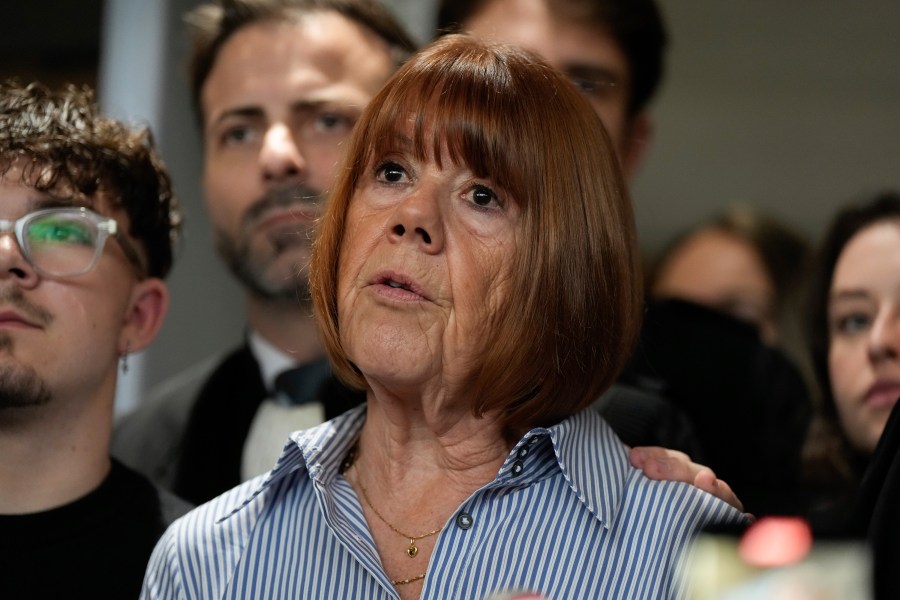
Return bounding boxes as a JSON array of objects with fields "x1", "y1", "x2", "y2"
[{"x1": 112, "y1": 0, "x2": 416, "y2": 505}]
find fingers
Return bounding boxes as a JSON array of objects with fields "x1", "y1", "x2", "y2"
[
  {"x1": 693, "y1": 469, "x2": 744, "y2": 513},
  {"x1": 629, "y1": 446, "x2": 694, "y2": 479},
  {"x1": 629, "y1": 446, "x2": 745, "y2": 513}
]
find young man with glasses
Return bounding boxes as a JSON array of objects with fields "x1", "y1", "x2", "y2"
[{"x1": 0, "y1": 80, "x2": 187, "y2": 598}]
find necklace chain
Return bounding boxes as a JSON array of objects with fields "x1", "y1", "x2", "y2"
[
  {"x1": 345, "y1": 444, "x2": 441, "y2": 586},
  {"x1": 391, "y1": 572, "x2": 427, "y2": 586},
  {"x1": 356, "y1": 473, "x2": 443, "y2": 556}
]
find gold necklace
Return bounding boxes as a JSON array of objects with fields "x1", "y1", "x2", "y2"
[
  {"x1": 344, "y1": 445, "x2": 441, "y2": 586},
  {"x1": 356, "y1": 474, "x2": 443, "y2": 559},
  {"x1": 391, "y1": 572, "x2": 427, "y2": 586}
]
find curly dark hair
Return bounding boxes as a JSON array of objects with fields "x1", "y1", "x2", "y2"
[{"x1": 0, "y1": 80, "x2": 181, "y2": 279}]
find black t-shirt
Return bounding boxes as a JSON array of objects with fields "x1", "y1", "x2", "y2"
[{"x1": 0, "y1": 459, "x2": 181, "y2": 600}]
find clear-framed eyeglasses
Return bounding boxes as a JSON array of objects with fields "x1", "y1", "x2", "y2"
[{"x1": 0, "y1": 207, "x2": 145, "y2": 278}]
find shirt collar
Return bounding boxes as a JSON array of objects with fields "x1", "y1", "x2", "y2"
[
  {"x1": 546, "y1": 407, "x2": 628, "y2": 528},
  {"x1": 222, "y1": 405, "x2": 626, "y2": 528},
  {"x1": 217, "y1": 405, "x2": 366, "y2": 523}
]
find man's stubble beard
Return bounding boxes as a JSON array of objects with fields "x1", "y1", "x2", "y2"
[
  {"x1": 0, "y1": 334, "x2": 53, "y2": 414},
  {"x1": 0, "y1": 287, "x2": 54, "y2": 415},
  {"x1": 215, "y1": 186, "x2": 322, "y2": 308}
]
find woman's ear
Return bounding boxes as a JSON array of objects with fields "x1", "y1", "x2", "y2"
[{"x1": 118, "y1": 278, "x2": 170, "y2": 354}]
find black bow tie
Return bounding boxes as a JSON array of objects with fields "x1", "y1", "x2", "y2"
[{"x1": 273, "y1": 359, "x2": 331, "y2": 406}]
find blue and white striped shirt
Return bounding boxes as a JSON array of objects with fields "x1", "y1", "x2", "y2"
[{"x1": 142, "y1": 405, "x2": 746, "y2": 599}]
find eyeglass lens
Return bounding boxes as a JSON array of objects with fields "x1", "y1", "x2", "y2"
[{"x1": 24, "y1": 212, "x2": 103, "y2": 276}]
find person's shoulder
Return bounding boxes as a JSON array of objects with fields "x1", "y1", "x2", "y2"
[
  {"x1": 145, "y1": 352, "x2": 230, "y2": 409},
  {"x1": 623, "y1": 461, "x2": 748, "y2": 528},
  {"x1": 164, "y1": 414, "x2": 348, "y2": 541},
  {"x1": 112, "y1": 364, "x2": 208, "y2": 445},
  {"x1": 111, "y1": 351, "x2": 232, "y2": 486},
  {"x1": 157, "y1": 474, "x2": 270, "y2": 552},
  {"x1": 142, "y1": 468, "x2": 313, "y2": 598},
  {"x1": 106, "y1": 460, "x2": 192, "y2": 523},
  {"x1": 191, "y1": 343, "x2": 266, "y2": 409},
  {"x1": 156, "y1": 488, "x2": 193, "y2": 525},
  {"x1": 141, "y1": 479, "x2": 257, "y2": 599},
  {"x1": 558, "y1": 409, "x2": 746, "y2": 528}
]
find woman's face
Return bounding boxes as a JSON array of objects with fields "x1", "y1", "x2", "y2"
[
  {"x1": 828, "y1": 221, "x2": 900, "y2": 454},
  {"x1": 336, "y1": 141, "x2": 521, "y2": 398},
  {"x1": 652, "y1": 228, "x2": 777, "y2": 344}
]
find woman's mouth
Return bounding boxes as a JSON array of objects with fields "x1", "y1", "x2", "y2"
[
  {"x1": 865, "y1": 381, "x2": 900, "y2": 409},
  {"x1": 386, "y1": 279, "x2": 412, "y2": 291},
  {"x1": 371, "y1": 272, "x2": 430, "y2": 301}
]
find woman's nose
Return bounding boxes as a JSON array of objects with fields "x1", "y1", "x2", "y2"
[
  {"x1": 868, "y1": 309, "x2": 900, "y2": 363},
  {"x1": 388, "y1": 188, "x2": 444, "y2": 254},
  {"x1": 259, "y1": 123, "x2": 307, "y2": 184}
]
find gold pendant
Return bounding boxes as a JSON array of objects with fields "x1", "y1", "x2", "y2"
[{"x1": 406, "y1": 539, "x2": 418, "y2": 558}]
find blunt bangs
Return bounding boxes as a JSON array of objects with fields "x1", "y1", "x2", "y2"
[{"x1": 359, "y1": 38, "x2": 556, "y2": 214}]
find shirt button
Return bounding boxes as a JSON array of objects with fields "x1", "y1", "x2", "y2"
[
  {"x1": 456, "y1": 512, "x2": 473, "y2": 530},
  {"x1": 528, "y1": 435, "x2": 540, "y2": 445},
  {"x1": 511, "y1": 460, "x2": 524, "y2": 476},
  {"x1": 517, "y1": 446, "x2": 529, "y2": 458}
]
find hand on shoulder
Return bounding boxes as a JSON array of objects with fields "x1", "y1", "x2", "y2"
[{"x1": 629, "y1": 446, "x2": 748, "y2": 515}]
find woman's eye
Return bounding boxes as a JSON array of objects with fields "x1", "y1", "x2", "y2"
[
  {"x1": 470, "y1": 184, "x2": 499, "y2": 208},
  {"x1": 375, "y1": 161, "x2": 407, "y2": 183},
  {"x1": 833, "y1": 312, "x2": 872, "y2": 335}
]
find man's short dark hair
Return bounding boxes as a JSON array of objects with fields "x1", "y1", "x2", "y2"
[
  {"x1": 0, "y1": 80, "x2": 181, "y2": 279},
  {"x1": 436, "y1": 0, "x2": 667, "y2": 116},
  {"x1": 186, "y1": 0, "x2": 418, "y2": 123}
]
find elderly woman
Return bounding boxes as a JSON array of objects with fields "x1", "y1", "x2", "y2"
[{"x1": 142, "y1": 35, "x2": 745, "y2": 600}]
